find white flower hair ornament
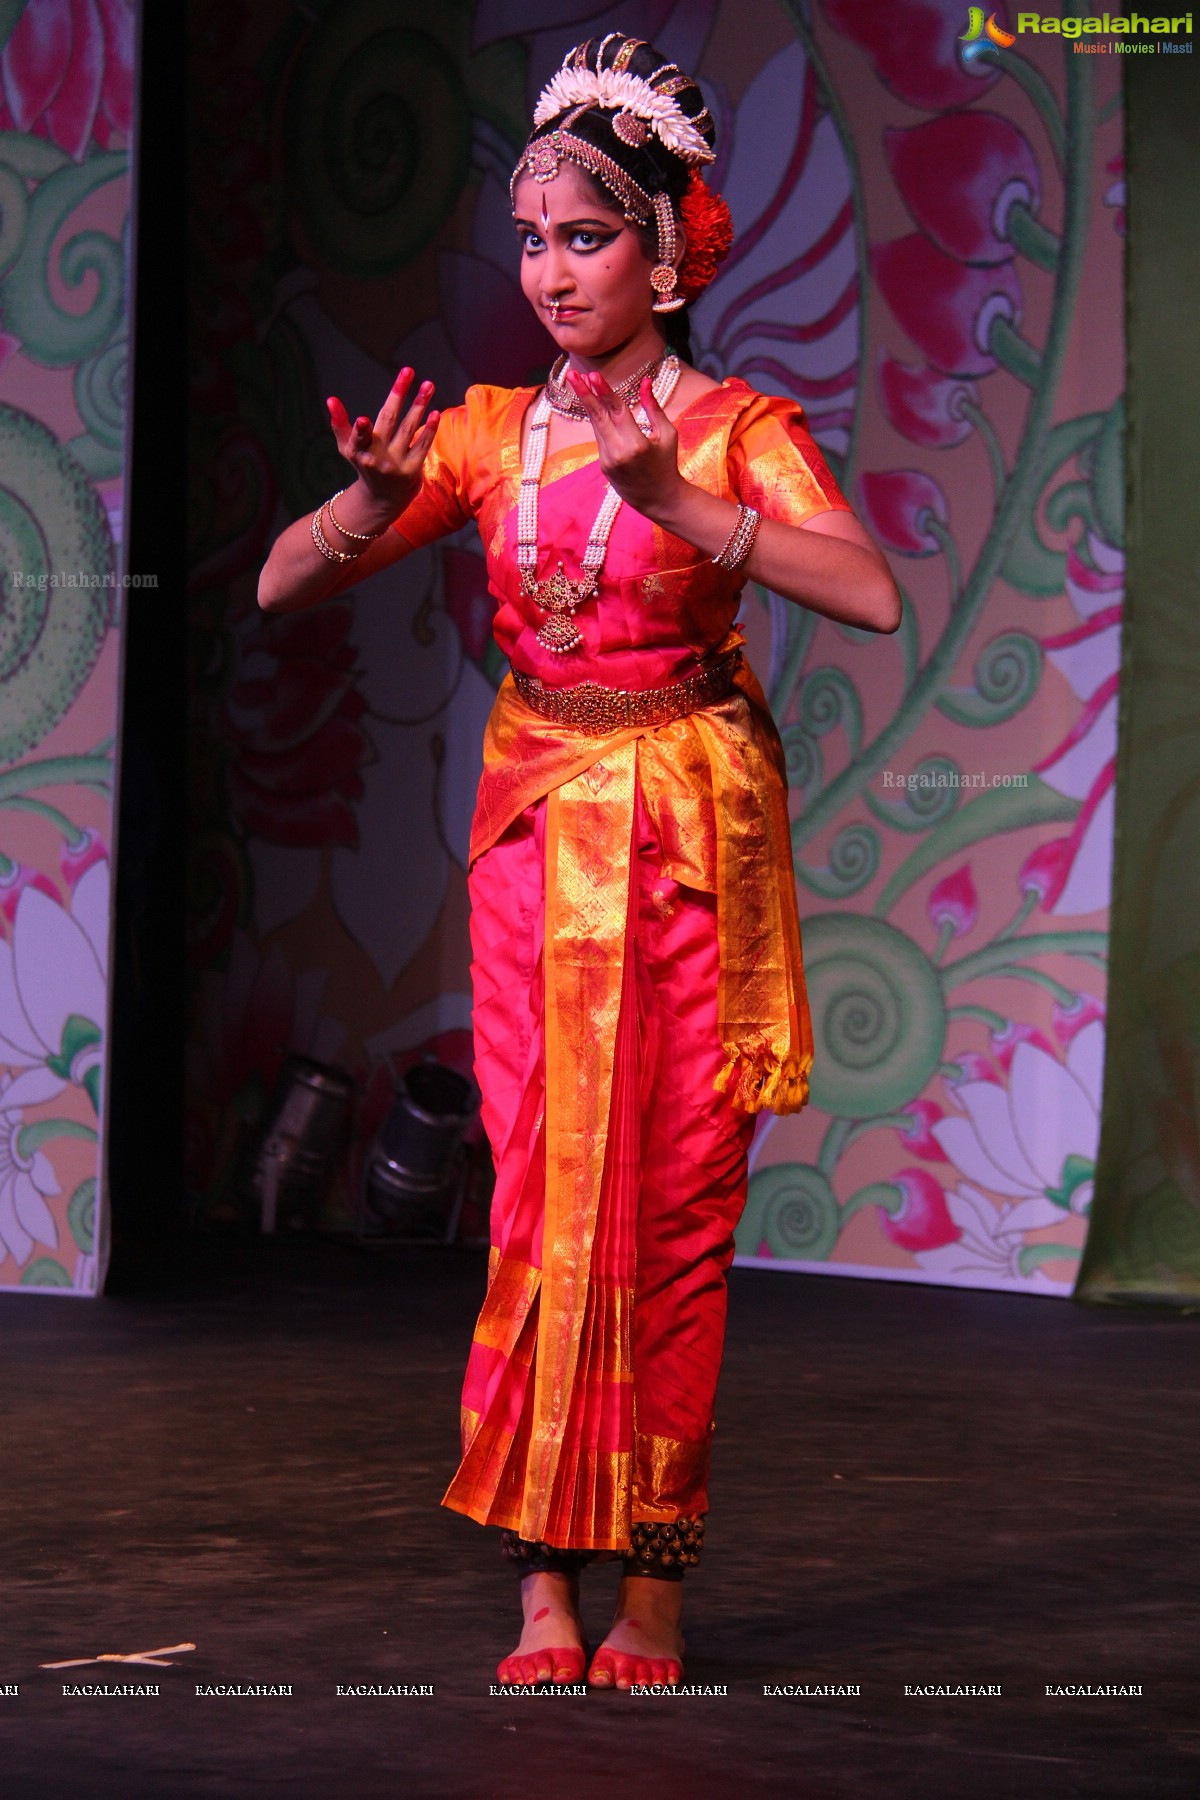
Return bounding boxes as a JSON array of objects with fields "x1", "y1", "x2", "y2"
[{"x1": 532, "y1": 66, "x2": 715, "y2": 166}]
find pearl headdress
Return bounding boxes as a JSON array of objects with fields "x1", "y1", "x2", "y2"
[{"x1": 532, "y1": 61, "x2": 715, "y2": 166}]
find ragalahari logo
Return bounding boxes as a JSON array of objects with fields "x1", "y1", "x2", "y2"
[{"x1": 960, "y1": 8, "x2": 1017, "y2": 59}]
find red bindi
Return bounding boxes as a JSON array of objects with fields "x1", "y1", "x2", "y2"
[{"x1": 533, "y1": 1606, "x2": 550, "y2": 1622}]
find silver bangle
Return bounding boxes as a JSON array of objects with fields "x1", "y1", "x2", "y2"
[{"x1": 712, "y1": 504, "x2": 761, "y2": 573}]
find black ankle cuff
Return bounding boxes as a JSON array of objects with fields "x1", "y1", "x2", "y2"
[
  {"x1": 621, "y1": 1514, "x2": 705, "y2": 1580},
  {"x1": 499, "y1": 1529, "x2": 592, "y2": 1576}
]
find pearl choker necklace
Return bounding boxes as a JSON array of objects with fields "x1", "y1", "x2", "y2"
[{"x1": 518, "y1": 354, "x2": 682, "y2": 653}]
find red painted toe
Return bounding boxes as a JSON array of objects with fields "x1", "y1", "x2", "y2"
[
  {"x1": 550, "y1": 1648, "x2": 586, "y2": 1683},
  {"x1": 499, "y1": 1647, "x2": 585, "y2": 1687}
]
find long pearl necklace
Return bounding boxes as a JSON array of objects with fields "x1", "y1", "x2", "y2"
[{"x1": 518, "y1": 354, "x2": 682, "y2": 654}]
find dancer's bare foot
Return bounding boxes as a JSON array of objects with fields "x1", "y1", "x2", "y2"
[
  {"x1": 496, "y1": 1570, "x2": 587, "y2": 1686},
  {"x1": 587, "y1": 1575, "x2": 685, "y2": 1689}
]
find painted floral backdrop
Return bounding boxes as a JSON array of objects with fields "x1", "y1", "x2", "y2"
[
  {"x1": 0, "y1": 0, "x2": 134, "y2": 1295},
  {"x1": 188, "y1": 0, "x2": 1123, "y2": 1296}
]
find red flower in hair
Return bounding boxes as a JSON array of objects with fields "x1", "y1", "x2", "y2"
[{"x1": 677, "y1": 169, "x2": 734, "y2": 303}]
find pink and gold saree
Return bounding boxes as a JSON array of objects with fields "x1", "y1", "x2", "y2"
[{"x1": 392, "y1": 379, "x2": 851, "y2": 1550}]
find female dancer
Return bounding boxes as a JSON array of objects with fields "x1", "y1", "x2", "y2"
[{"x1": 259, "y1": 34, "x2": 901, "y2": 1691}]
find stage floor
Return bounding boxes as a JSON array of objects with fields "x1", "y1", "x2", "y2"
[{"x1": 1, "y1": 1237, "x2": 1195, "y2": 1798}]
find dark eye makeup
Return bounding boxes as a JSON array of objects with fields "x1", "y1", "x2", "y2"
[{"x1": 513, "y1": 222, "x2": 620, "y2": 255}]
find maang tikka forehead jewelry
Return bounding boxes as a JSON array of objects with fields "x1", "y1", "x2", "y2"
[{"x1": 512, "y1": 108, "x2": 654, "y2": 226}]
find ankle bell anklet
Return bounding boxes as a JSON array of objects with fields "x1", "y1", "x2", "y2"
[
  {"x1": 500, "y1": 1530, "x2": 592, "y2": 1577},
  {"x1": 622, "y1": 1514, "x2": 705, "y2": 1580},
  {"x1": 498, "y1": 1515, "x2": 706, "y2": 1580}
]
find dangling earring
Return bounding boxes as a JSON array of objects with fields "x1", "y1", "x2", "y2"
[{"x1": 650, "y1": 191, "x2": 686, "y2": 313}]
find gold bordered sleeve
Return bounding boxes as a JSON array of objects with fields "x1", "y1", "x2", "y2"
[
  {"x1": 726, "y1": 391, "x2": 854, "y2": 528},
  {"x1": 388, "y1": 383, "x2": 514, "y2": 550}
]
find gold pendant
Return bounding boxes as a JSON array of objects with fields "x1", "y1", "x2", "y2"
[
  {"x1": 535, "y1": 613, "x2": 585, "y2": 654},
  {"x1": 523, "y1": 562, "x2": 595, "y2": 654},
  {"x1": 523, "y1": 562, "x2": 594, "y2": 615}
]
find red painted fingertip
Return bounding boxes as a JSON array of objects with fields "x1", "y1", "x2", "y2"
[{"x1": 587, "y1": 371, "x2": 606, "y2": 394}]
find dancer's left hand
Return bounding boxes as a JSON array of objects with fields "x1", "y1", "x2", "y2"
[{"x1": 566, "y1": 370, "x2": 685, "y2": 519}]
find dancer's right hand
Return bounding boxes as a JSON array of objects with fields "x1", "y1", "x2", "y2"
[{"x1": 325, "y1": 367, "x2": 441, "y2": 521}]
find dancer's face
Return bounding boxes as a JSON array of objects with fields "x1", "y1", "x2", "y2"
[{"x1": 512, "y1": 163, "x2": 659, "y2": 361}]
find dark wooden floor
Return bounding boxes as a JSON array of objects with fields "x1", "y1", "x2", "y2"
[{"x1": 0, "y1": 1236, "x2": 1196, "y2": 1798}]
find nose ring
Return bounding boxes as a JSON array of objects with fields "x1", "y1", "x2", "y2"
[{"x1": 549, "y1": 298, "x2": 560, "y2": 323}]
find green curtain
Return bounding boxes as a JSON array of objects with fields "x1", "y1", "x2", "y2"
[{"x1": 1077, "y1": 57, "x2": 1200, "y2": 1305}]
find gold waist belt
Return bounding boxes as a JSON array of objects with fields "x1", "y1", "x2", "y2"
[{"x1": 511, "y1": 649, "x2": 742, "y2": 733}]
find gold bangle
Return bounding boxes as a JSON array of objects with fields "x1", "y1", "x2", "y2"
[
  {"x1": 326, "y1": 486, "x2": 386, "y2": 542},
  {"x1": 712, "y1": 504, "x2": 761, "y2": 573},
  {"x1": 310, "y1": 503, "x2": 363, "y2": 564}
]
